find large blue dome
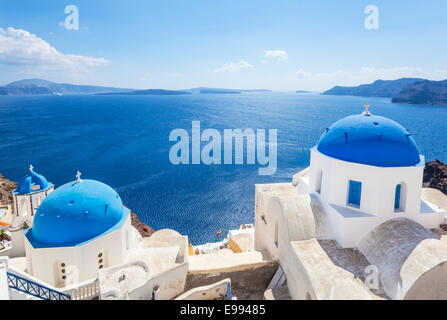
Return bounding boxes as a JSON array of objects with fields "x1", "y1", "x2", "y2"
[
  {"x1": 316, "y1": 113, "x2": 421, "y2": 167},
  {"x1": 28, "y1": 179, "x2": 129, "y2": 247}
]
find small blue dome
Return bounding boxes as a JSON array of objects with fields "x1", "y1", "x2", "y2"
[
  {"x1": 316, "y1": 113, "x2": 421, "y2": 167},
  {"x1": 15, "y1": 170, "x2": 52, "y2": 195},
  {"x1": 29, "y1": 179, "x2": 128, "y2": 246}
]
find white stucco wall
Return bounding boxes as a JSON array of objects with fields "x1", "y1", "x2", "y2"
[
  {"x1": 254, "y1": 183, "x2": 378, "y2": 300},
  {"x1": 24, "y1": 214, "x2": 132, "y2": 287},
  {"x1": 310, "y1": 149, "x2": 424, "y2": 216},
  {"x1": 99, "y1": 229, "x2": 190, "y2": 300},
  {"x1": 13, "y1": 187, "x2": 54, "y2": 228},
  {"x1": 0, "y1": 261, "x2": 9, "y2": 300},
  {"x1": 9, "y1": 187, "x2": 54, "y2": 258},
  {"x1": 308, "y1": 151, "x2": 445, "y2": 247},
  {"x1": 358, "y1": 217, "x2": 447, "y2": 300}
]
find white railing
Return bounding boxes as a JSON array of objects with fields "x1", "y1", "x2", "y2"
[{"x1": 62, "y1": 278, "x2": 100, "y2": 300}]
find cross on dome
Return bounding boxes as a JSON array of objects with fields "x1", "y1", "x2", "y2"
[
  {"x1": 29, "y1": 164, "x2": 34, "y2": 172},
  {"x1": 76, "y1": 170, "x2": 83, "y2": 183},
  {"x1": 362, "y1": 103, "x2": 372, "y2": 116}
]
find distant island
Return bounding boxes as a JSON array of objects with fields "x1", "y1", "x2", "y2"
[
  {"x1": 200, "y1": 89, "x2": 241, "y2": 94},
  {"x1": 0, "y1": 85, "x2": 53, "y2": 95},
  {"x1": 392, "y1": 79, "x2": 447, "y2": 106},
  {"x1": 322, "y1": 78, "x2": 424, "y2": 98},
  {"x1": 98, "y1": 89, "x2": 192, "y2": 96},
  {"x1": 322, "y1": 77, "x2": 447, "y2": 106},
  {"x1": 0, "y1": 79, "x2": 132, "y2": 95},
  {"x1": 2, "y1": 77, "x2": 447, "y2": 105},
  {"x1": 184, "y1": 87, "x2": 271, "y2": 94},
  {"x1": 0, "y1": 79, "x2": 272, "y2": 96}
]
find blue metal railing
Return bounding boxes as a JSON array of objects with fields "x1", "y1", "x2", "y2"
[{"x1": 7, "y1": 272, "x2": 71, "y2": 300}]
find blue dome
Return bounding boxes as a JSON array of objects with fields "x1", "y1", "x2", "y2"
[
  {"x1": 15, "y1": 170, "x2": 52, "y2": 195},
  {"x1": 29, "y1": 179, "x2": 128, "y2": 246},
  {"x1": 316, "y1": 113, "x2": 421, "y2": 167}
]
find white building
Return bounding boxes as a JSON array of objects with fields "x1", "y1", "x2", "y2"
[
  {"x1": 9, "y1": 165, "x2": 54, "y2": 257},
  {"x1": 2, "y1": 170, "x2": 189, "y2": 300},
  {"x1": 255, "y1": 105, "x2": 447, "y2": 299},
  {"x1": 298, "y1": 105, "x2": 445, "y2": 248},
  {"x1": 24, "y1": 173, "x2": 135, "y2": 287}
]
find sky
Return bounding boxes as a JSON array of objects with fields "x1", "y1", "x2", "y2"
[{"x1": 0, "y1": 0, "x2": 447, "y2": 91}]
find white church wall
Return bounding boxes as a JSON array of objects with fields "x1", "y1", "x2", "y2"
[
  {"x1": 9, "y1": 231, "x2": 25, "y2": 258},
  {"x1": 8, "y1": 187, "x2": 54, "y2": 258},
  {"x1": 13, "y1": 187, "x2": 54, "y2": 228},
  {"x1": 308, "y1": 150, "x2": 445, "y2": 247},
  {"x1": 310, "y1": 149, "x2": 424, "y2": 217},
  {"x1": 25, "y1": 214, "x2": 131, "y2": 287}
]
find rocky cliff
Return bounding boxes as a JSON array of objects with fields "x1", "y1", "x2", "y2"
[
  {"x1": 0, "y1": 173, "x2": 154, "y2": 237},
  {"x1": 2, "y1": 79, "x2": 132, "y2": 95},
  {"x1": 423, "y1": 160, "x2": 447, "y2": 195},
  {"x1": 130, "y1": 212, "x2": 155, "y2": 237},
  {"x1": 322, "y1": 78, "x2": 424, "y2": 98},
  {"x1": 0, "y1": 173, "x2": 17, "y2": 205},
  {"x1": 392, "y1": 79, "x2": 447, "y2": 106}
]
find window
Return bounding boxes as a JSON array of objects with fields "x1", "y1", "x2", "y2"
[
  {"x1": 394, "y1": 184, "x2": 402, "y2": 210},
  {"x1": 274, "y1": 221, "x2": 279, "y2": 248},
  {"x1": 20, "y1": 200, "x2": 28, "y2": 217},
  {"x1": 347, "y1": 180, "x2": 362, "y2": 208},
  {"x1": 98, "y1": 252, "x2": 105, "y2": 269},
  {"x1": 316, "y1": 170, "x2": 323, "y2": 194},
  {"x1": 59, "y1": 262, "x2": 67, "y2": 282},
  {"x1": 394, "y1": 183, "x2": 407, "y2": 212}
]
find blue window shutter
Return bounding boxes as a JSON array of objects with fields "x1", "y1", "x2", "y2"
[
  {"x1": 395, "y1": 184, "x2": 401, "y2": 209},
  {"x1": 348, "y1": 180, "x2": 362, "y2": 207}
]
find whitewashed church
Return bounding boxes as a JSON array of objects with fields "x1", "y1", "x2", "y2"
[
  {"x1": 2, "y1": 169, "x2": 190, "y2": 300},
  {"x1": 254, "y1": 104, "x2": 447, "y2": 299},
  {"x1": 298, "y1": 103, "x2": 444, "y2": 247}
]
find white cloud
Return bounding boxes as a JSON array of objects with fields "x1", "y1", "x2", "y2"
[
  {"x1": 214, "y1": 60, "x2": 254, "y2": 73},
  {"x1": 264, "y1": 50, "x2": 288, "y2": 62},
  {"x1": 0, "y1": 27, "x2": 109, "y2": 71},
  {"x1": 295, "y1": 68, "x2": 312, "y2": 79}
]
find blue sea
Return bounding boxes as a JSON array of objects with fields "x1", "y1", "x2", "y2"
[{"x1": 0, "y1": 93, "x2": 446, "y2": 244}]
